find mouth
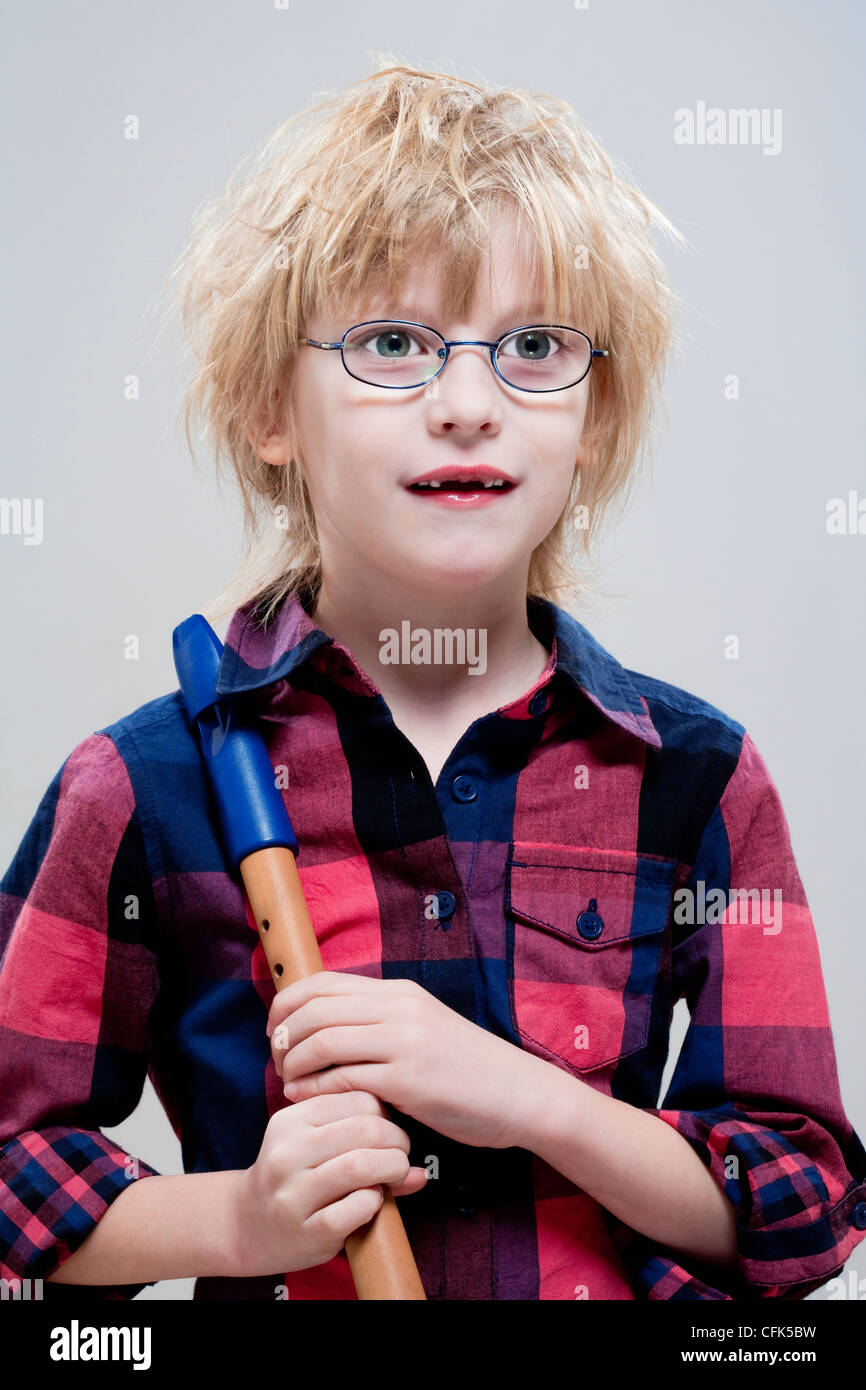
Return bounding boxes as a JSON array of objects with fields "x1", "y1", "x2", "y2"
[
  {"x1": 406, "y1": 478, "x2": 517, "y2": 509},
  {"x1": 407, "y1": 477, "x2": 516, "y2": 495}
]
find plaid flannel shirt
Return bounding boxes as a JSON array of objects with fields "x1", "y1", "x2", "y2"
[{"x1": 2, "y1": 591, "x2": 865, "y2": 1300}]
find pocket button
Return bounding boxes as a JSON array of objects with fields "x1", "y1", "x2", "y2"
[{"x1": 576, "y1": 898, "x2": 604, "y2": 940}]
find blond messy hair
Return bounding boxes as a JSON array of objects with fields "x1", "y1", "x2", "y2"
[{"x1": 158, "y1": 53, "x2": 688, "y2": 628}]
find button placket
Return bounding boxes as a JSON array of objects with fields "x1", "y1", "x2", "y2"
[
  {"x1": 428, "y1": 767, "x2": 483, "y2": 924},
  {"x1": 435, "y1": 890, "x2": 457, "y2": 926},
  {"x1": 455, "y1": 1185, "x2": 478, "y2": 1218}
]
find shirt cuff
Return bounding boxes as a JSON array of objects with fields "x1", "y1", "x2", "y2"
[
  {"x1": 0, "y1": 1126, "x2": 162, "y2": 1300},
  {"x1": 607, "y1": 1107, "x2": 866, "y2": 1299}
]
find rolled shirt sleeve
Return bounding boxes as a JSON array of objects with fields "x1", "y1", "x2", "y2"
[
  {"x1": 609, "y1": 732, "x2": 866, "y2": 1299},
  {"x1": 0, "y1": 735, "x2": 164, "y2": 1298}
]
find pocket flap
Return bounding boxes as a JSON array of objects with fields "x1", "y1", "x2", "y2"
[{"x1": 506, "y1": 844, "x2": 676, "y2": 948}]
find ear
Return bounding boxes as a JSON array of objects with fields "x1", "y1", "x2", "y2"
[
  {"x1": 245, "y1": 421, "x2": 293, "y2": 467},
  {"x1": 246, "y1": 381, "x2": 295, "y2": 466}
]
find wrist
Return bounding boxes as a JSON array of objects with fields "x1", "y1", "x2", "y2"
[
  {"x1": 218, "y1": 1168, "x2": 255, "y2": 1279},
  {"x1": 171, "y1": 1168, "x2": 254, "y2": 1280},
  {"x1": 510, "y1": 1051, "x2": 597, "y2": 1159}
]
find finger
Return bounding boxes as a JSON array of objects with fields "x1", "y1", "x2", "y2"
[
  {"x1": 284, "y1": 1064, "x2": 386, "y2": 1103},
  {"x1": 292, "y1": 1090, "x2": 393, "y2": 1123},
  {"x1": 388, "y1": 1167, "x2": 431, "y2": 1197},
  {"x1": 306, "y1": 1147, "x2": 412, "y2": 1217},
  {"x1": 270, "y1": 995, "x2": 382, "y2": 1072},
  {"x1": 304, "y1": 1113, "x2": 413, "y2": 1169},
  {"x1": 281, "y1": 1024, "x2": 389, "y2": 1086},
  {"x1": 265, "y1": 971, "x2": 382, "y2": 1038},
  {"x1": 306, "y1": 1186, "x2": 385, "y2": 1233}
]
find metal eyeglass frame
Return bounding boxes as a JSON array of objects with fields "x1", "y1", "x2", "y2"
[{"x1": 302, "y1": 319, "x2": 609, "y2": 393}]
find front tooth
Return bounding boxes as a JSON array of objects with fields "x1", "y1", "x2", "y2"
[
  {"x1": 428, "y1": 479, "x2": 441, "y2": 488},
  {"x1": 483, "y1": 480, "x2": 494, "y2": 489}
]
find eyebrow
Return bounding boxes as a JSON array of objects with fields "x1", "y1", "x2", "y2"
[{"x1": 375, "y1": 304, "x2": 552, "y2": 328}]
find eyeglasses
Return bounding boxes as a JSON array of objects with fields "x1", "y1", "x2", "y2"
[{"x1": 302, "y1": 319, "x2": 608, "y2": 392}]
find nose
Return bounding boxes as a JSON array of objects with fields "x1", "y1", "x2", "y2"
[
  {"x1": 431, "y1": 340, "x2": 503, "y2": 395},
  {"x1": 425, "y1": 344, "x2": 504, "y2": 427}
]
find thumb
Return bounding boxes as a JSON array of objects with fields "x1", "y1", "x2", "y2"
[{"x1": 388, "y1": 1166, "x2": 430, "y2": 1197}]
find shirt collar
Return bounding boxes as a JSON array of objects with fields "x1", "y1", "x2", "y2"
[{"x1": 215, "y1": 589, "x2": 662, "y2": 750}]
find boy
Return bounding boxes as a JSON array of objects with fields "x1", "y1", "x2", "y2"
[{"x1": 1, "y1": 59, "x2": 865, "y2": 1301}]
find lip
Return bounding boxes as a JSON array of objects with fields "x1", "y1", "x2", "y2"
[
  {"x1": 405, "y1": 463, "x2": 518, "y2": 487},
  {"x1": 406, "y1": 486, "x2": 514, "y2": 509}
]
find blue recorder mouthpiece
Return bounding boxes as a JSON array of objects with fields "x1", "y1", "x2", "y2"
[{"x1": 172, "y1": 612, "x2": 299, "y2": 869}]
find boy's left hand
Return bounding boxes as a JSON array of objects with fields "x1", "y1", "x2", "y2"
[{"x1": 266, "y1": 971, "x2": 553, "y2": 1151}]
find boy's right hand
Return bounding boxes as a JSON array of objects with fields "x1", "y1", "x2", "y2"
[{"x1": 228, "y1": 1090, "x2": 429, "y2": 1278}]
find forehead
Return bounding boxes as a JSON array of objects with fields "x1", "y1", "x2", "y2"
[{"x1": 330, "y1": 212, "x2": 550, "y2": 328}]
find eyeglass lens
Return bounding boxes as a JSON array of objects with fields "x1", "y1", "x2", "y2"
[{"x1": 341, "y1": 322, "x2": 591, "y2": 390}]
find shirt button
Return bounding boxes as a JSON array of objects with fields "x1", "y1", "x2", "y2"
[
  {"x1": 852, "y1": 1200, "x2": 866, "y2": 1230},
  {"x1": 528, "y1": 691, "x2": 549, "y2": 716},
  {"x1": 436, "y1": 891, "x2": 457, "y2": 921},
  {"x1": 576, "y1": 898, "x2": 604, "y2": 940},
  {"x1": 451, "y1": 774, "x2": 478, "y2": 803},
  {"x1": 456, "y1": 1185, "x2": 478, "y2": 1217}
]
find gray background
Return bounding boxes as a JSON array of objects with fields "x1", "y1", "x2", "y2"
[{"x1": 1, "y1": 0, "x2": 863, "y2": 1301}]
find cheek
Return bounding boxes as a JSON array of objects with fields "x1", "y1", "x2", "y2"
[
  {"x1": 529, "y1": 439, "x2": 581, "y2": 530},
  {"x1": 537, "y1": 475, "x2": 579, "y2": 534}
]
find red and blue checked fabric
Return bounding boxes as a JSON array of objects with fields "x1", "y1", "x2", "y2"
[{"x1": 1, "y1": 591, "x2": 865, "y2": 1300}]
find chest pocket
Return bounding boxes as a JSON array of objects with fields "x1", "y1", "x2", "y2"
[{"x1": 505, "y1": 843, "x2": 676, "y2": 1074}]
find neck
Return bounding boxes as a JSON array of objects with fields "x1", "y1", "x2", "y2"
[{"x1": 308, "y1": 567, "x2": 551, "y2": 715}]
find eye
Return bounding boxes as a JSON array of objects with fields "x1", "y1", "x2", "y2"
[
  {"x1": 356, "y1": 327, "x2": 426, "y2": 359},
  {"x1": 500, "y1": 328, "x2": 563, "y2": 360}
]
